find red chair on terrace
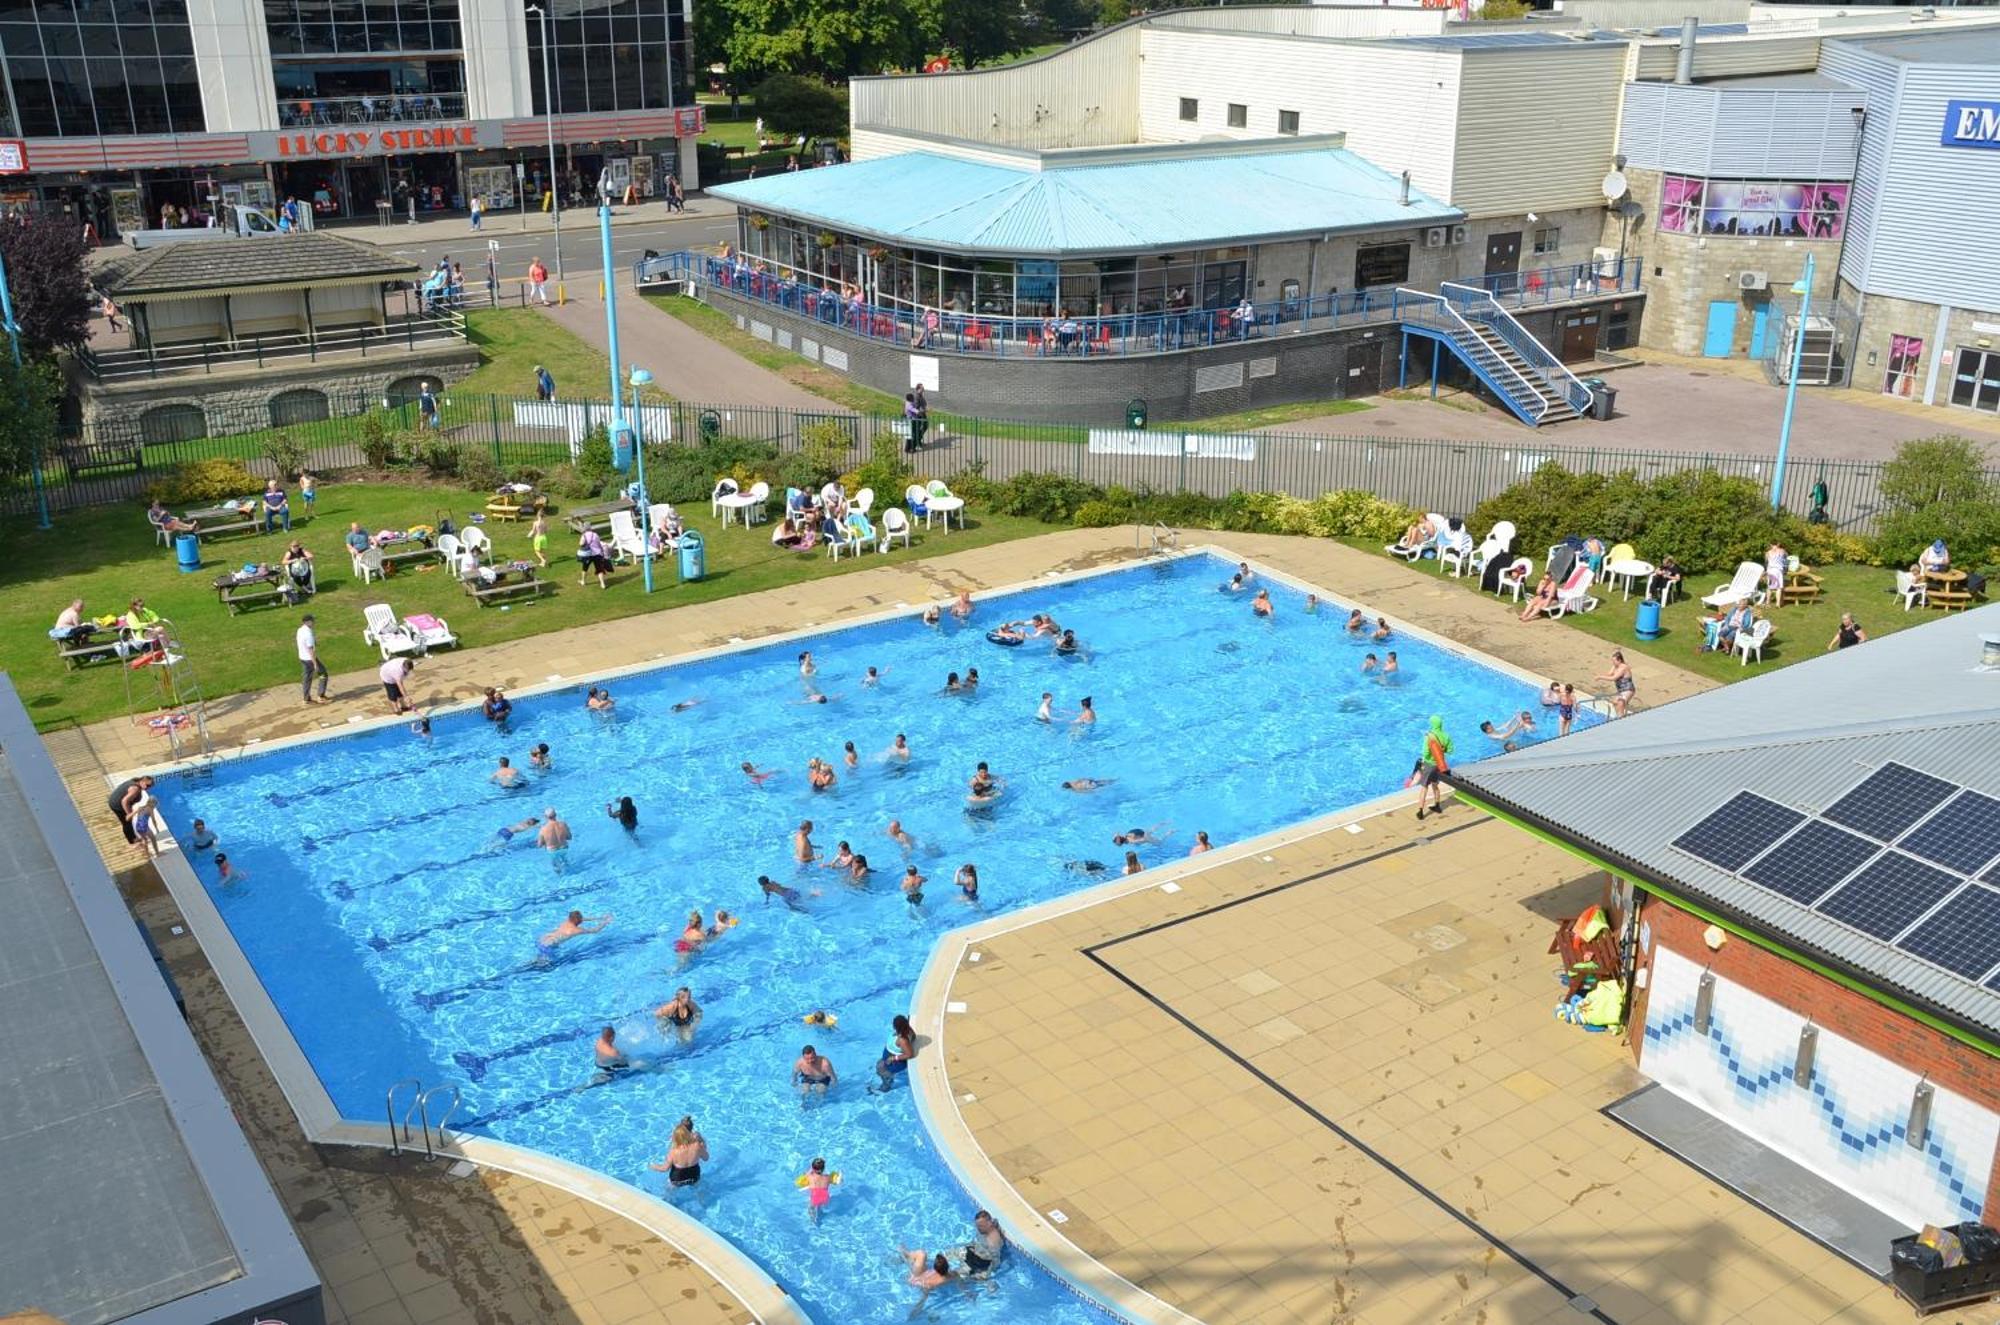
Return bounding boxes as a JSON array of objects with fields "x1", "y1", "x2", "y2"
[
  {"x1": 1093, "y1": 323, "x2": 1112, "y2": 354},
  {"x1": 968, "y1": 321, "x2": 992, "y2": 352}
]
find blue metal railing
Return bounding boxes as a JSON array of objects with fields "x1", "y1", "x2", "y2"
[
  {"x1": 1441, "y1": 281, "x2": 1594, "y2": 416},
  {"x1": 635, "y1": 251, "x2": 1643, "y2": 365},
  {"x1": 1396, "y1": 291, "x2": 1550, "y2": 425}
]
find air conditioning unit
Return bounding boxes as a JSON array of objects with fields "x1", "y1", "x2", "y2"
[
  {"x1": 1591, "y1": 246, "x2": 1619, "y2": 277},
  {"x1": 1450, "y1": 224, "x2": 1470, "y2": 246},
  {"x1": 1424, "y1": 226, "x2": 1447, "y2": 249},
  {"x1": 1738, "y1": 271, "x2": 1770, "y2": 291}
]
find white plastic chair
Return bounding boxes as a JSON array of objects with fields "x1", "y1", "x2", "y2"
[
  {"x1": 1388, "y1": 513, "x2": 1449, "y2": 561},
  {"x1": 608, "y1": 509, "x2": 646, "y2": 563},
  {"x1": 353, "y1": 544, "x2": 385, "y2": 584},
  {"x1": 904, "y1": 483, "x2": 929, "y2": 517},
  {"x1": 851, "y1": 487, "x2": 874, "y2": 516},
  {"x1": 1488, "y1": 521, "x2": 1517, "y2": 555},
  {"x1": 923, "y1": 479, "x2": 964, "y2": 530},
  {"x1": 1894, "y1": 569, "x2": 1928, "y2": 611},
  {"x1": 825, "y1": 517, "x2": 861, "y2": 559},
  {"x1": 436, "y1": 533, "x2": 465, "y2": 574},
  {"x1": 1736, "y1": 617, "x2": 1773, "y2": 665},
  {"x1": 1703, "y1": 561, "x2": 1768, "y2": 609},
  {"x1": 362, "y1": 602, "x2": 422, "y2": 659},
  {"x1": 1544, "y1": 567, "x2": 1598, "y2": 618},
  {"x1": 149, "y1": 512, "x2": 171, "y2": 547},
  {"x1": 1440, "y1": 527, "x2": 1478, "y2": 577},
  {"x1": 461, "y1": 525, "x2": 493, "y2": 557},
  {"x1": 710, "y1": 477, "x2": 738, "y2": 518},
  {"x1": 880, "y1": 506, "x2": 911, "y2": 552},
  {"x1": 1495, "y1": 556, "x2": 1532, "y2": 602}
]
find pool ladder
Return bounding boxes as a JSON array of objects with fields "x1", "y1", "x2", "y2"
[
  {"x1": 1137, "y1": 521, "x2": 1179, "y2": 553},
  {"x1": 385, "y1": 1077, "x2": 465, "y2": 1160}
]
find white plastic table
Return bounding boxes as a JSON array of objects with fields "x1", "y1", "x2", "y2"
[
  {"x1": 923, "y1": 495, "x2": 965, "y2": 530},
  {"x1": 1605, "y1": 558, "x2": 1653, "y2": 601}
]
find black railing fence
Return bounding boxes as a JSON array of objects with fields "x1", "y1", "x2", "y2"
[{"x1": 10, "y1": 391, "x2": 1942, "y2": 537}]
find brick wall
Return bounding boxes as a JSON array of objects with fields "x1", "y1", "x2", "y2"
[{"x1": 1631, "y1": 893, "x2": 2000, "y2": 1222}]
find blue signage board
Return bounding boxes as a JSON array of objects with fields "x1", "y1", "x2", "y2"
[{"x1": 1942, "y1": 100, "x2": 2000, "y2": 150}]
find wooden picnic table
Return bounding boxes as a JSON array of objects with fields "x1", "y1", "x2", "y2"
[
  {"x1": 378, "y1": 534, "x2": 442, "y2": 572},
  {"x1": 486, "y1": 488, "x2": 546, "y2": 522},
  {"x1": 1924, "y1": 568, "x2": 1975, "y2": 611},
  {"x1": 1781, "y1": 568, "x2": 1823, "y2": 606},
  {"x1": 186, "y1": 502, "x2": 261, "y2": 541},
  {"x1": 462, "y1": 561, "x2": 552, "y2": 607},
  {"x1": 564, "y1": 496, "x2": 634, "y2": 535},
  {"x1": 54, "y1": 624, "x2": 130, "y2": 669},
  {"x1": 212, "y1": 567, "x2": 290, "y2": 614}
]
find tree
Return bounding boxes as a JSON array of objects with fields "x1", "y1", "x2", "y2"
[
  {"x1": 751, "y1": 74, "x2": 851, "y2": 142},
  {"x1": 713, "y1": 0, "x2": 926, "y2": 81},
  {"x1": 0, "y1": 355, "x2": 64, "y2": 487},
  {"x1": 1873, "y1": 434, "x2": 2000, "y2": 566},
  {"x1": 1472, "y1": 0, "x2": 1534, "y2": 19},
  {"x1": 1097, "y1": 0, "x2": 1132, "y2": 28},
  {"x1": 0, "y1": 215, "x2": 91, "y2": 356},
  {"x1": 936, "y1": 0, "x2": 1028, "y2": 66}
]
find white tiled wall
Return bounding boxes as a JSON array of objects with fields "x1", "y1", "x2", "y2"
[{"x1": 1643, "y1": 945, "x2": 1996, "y2": 1230}]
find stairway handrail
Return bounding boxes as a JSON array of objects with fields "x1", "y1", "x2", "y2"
[
  {"x1": 1440, "y1": 282, "x2": 1593, "y2": 415},
  {"x1": 1396, "y1": 289, "x2": 1547, "y2": 423}
]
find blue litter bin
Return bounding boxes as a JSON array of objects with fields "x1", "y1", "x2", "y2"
[
  {"x1": 1635, "y1": 598, "x2": 1662, "y2": 641},
  {"x1": 677, "y1": 530, "x2": 706, "y2": 582},
  {"x1": 175, "y1": 533, "x2": 201, "y2": 573}
]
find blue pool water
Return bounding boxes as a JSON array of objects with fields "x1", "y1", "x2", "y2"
[{"x1": 155, "y1": 552, "x2": 1585, "y2": 1323}]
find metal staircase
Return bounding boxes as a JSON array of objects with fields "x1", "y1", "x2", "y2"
[
  {"x1": 120, "y1": 616, "x2": 213, "y2": 761},
  {"x1": 1396, "y1": 286, "x2": 1594, "y2": 427}
]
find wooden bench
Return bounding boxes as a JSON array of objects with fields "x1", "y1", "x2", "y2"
[
  {"x1": 486, "y1": 493, "x2": 545, "y2": 522},
  {"x1": 56, "y1": 636, "x2": 124, "y2": 669},
  {"x1": 213, "y1": 571, "x2": 295, "y2": 615},
  {"x1": 462, "y1": 570, "x2": 552, "y2": 607},
  {"x1": 382, "y1": 544, "x2": 442, "y2": 573},
  {"x1": 60, "y1": 440, "x2": 144, "y2": 478},
  {"x1": 1550, "y1": 916, "x2": 1622, "y2": 998},
  {"x1": 1781, "y1": 570, "x2": 1823, "y2": 606},
  {"x1": 1931, "y1": 589, "x2": 1975, "y2": 612},
  {"x1": 196, "y1": 518, "x2": 260, "y2": 542}
]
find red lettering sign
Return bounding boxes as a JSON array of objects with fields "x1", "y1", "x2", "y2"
[{"x1": 274, "y1": 125, "x2": 475, "y2": 158}]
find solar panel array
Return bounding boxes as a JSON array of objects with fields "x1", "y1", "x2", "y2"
[{"x1": 1670, "y1": 763, "x2": 2000, "y2": 986}]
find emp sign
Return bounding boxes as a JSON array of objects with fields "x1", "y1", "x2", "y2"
[{"x1": 1942, "y1": 99, "x2": 2000, "y2": 150}]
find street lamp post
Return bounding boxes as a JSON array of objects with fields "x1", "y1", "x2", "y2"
[
  {"x1": 629, "y1": 366, "x2": 655, "y2": 593},
  {"x1": 526, "y1": 3, "x2": 563, "y2": 285},
  {"x1": 0, "y1": 251, "x2": 51, "y2": 530},
  {"x1": 1772, "y1": 250, "x2": 1815, "y2": 511}
]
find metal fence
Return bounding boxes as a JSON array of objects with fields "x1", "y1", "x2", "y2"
[{"x1": 7, "y1": 391, "x2": 1941, "y2": 536}]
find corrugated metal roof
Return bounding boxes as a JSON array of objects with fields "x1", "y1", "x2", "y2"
[
  {"x1": 1385, "y1": 31, "x2": 1585, "y2": 49},
  {"x1": 1837, "y1": 26, "x2": 2000, "y2": 64},
  {"x1": 710, "y1": 149, "x2": 1461, "y2": 256},
  {"x1": 1453, "y1": 603, "x2": 2000, "y2": 1043}
]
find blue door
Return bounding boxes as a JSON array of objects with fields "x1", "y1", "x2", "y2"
[
  {"x1": 1748, "y1": 302, "x2": 1771, "y2": 359},
  {"x1": 1703, "y1": 301, "x2": 1738, "y2": 357}
]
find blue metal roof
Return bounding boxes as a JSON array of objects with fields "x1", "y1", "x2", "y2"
[{"x1": 710, "y1": 149, "x2": 1461, "y2": 256}]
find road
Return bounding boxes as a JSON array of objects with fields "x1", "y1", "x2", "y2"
[{"x1": 367, "y1": 209, "x2": 735, "y2": 287}]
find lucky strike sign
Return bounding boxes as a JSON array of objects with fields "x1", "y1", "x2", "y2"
[{"x1": 274, "y1": 125, "x2": 480, "y2": 158}]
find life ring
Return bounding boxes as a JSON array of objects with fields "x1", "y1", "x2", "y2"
[{"x1": 985, "y1": 630, "x2": 1023, "y2": 646}]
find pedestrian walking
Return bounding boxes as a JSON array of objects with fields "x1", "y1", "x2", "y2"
[
  {"x1": 296, "y1": 614, "x2": 330, "y2": 705},
  {"x1": 418, "y1": 381, "x2": 439, "y2": 430},
  {"x1": 535, "y1": 364, "x2": 555, "y2": 401},
  {"x1": 527, "y1": 256, "x2": 551, "y2": 305},
  {"x1": 100, "y1": 292, "x2": 122, "y2": 333},
  {"x1": 469, "y1": 195, "x2": 483, "y2": 230},
  {"x1": 667, "y1": 174, "x2": 684, "y2": 212}
]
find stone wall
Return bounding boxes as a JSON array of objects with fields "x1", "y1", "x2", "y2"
[
  {"x1": 702, "y1": 287, "x2": 1637, "y2": 425},
  {"x1": 74, "y1": 342, "x2": 481, "y2": 445},
  {"x1": 1839, "y1": 281, "x2": 2000, "y2": 412}
]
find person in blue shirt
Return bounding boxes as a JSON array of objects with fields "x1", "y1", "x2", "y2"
[
  {"x1": 418, "y1": 381, "x2": 439, "y2": 429},
  {"x1": 344, "y1": 521, "x2": 371, "y2": 554},
  {"x1": 535, "y1": 365, "x2": 555, "y2": 401},
  {"x1": 261, "y1": 479, "x2": 290, "y2": 532},
  {"x1": 482, "y1": 687, "x2": 513, "y2": 724}
]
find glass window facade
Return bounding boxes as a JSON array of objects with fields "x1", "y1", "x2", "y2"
[
  {"x1": 1658, "y1": 174, "x2": 1849, "y2": 239},
  {"x1": 525, "y1": 0, "x2": 690, "y2": 115},
  {"x1": 265, "y1": 0, "x2": 460, "y2": 55},
  {"x1": 0, "y1": 0, "x2": 204, "y2": 137}
]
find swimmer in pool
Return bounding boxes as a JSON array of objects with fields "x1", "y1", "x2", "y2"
[
  {"x1": 656, "y1": 987, "x2": 702, "y2": 1044},
  {"x1": 827, "y1": 840, "x2": 856, "y2": 871},
  {"x1": 1037, "y1": 692, "x2": 1054, "y2": 722},
  {"x1": 1113, "y1": 824, "x2": 1172, "y2": 847},
  {"x1": 1223, "y1": 572, "x2": 1245, "y2": 593},
  {"x1": 1122, "y1": 850, "x2": 1143, "y2": 876},
  {"x1": 1380, "y1": 651, "x2": 1399, "y2": 679},
  {"x1": 1072, "y1": 696, "x2": 1096, "y2": 726},
  {"x1": 920, "y1": 604, "x2": 941, "y2": 627},
  {"x1": 901, "y1": 865, "x2": 926, "y2": 906},
  {"x1": 956, "y1": 863, "x2": 979, "y2": 903},
  {"x1": 1361, "y1": 653, "x2": 1380, "y2": 673},
  {"x1": 808, "y1": 758, "x2": 836, "y2": 791},
  {"x1": 674, "y1": 911, "x2": 706, "y2": 966},
  {"x1": 593, "y1": 1026, "x2": 633, "y2": 1076},
  {"x1": 962, "y1": 667, "x2": 980, "y2": 691},
  {"x1": 671, "y1": 698, "x2": 705, "y2": 713},
  {"x1": 215, "y1": 852, "x2": 247, "y2": 883},
  {"x1": 988, "y1": 621, "x2": 1027, "y2": 644},
  {"x1": 743, "y1": 761, "x2": 778, "y2": 785},
  {"x1": 537, "y1": 909, "x2": 610, "y2": 957},
  {"x1": 1033, "y1": 615, "x2": 1060, "y2": 637},
  {"x1": 902, "y1": 1249, "x2": 958, "y2": 1305},
  {"x1": 485, "y1": 815, "x2": 542, "y2": 851},
  {"x1": 951, "y1": 590, "x2": 974, "y2": 619},
  {"x1": 1053, "y1": 630, "x2": 1082, "y2": 657},
  {"x1": 881, "y1": 734, "x2": 911, "y2": 764},
  {"x1": 1251, "y1": 589, "x2": 1273, "y2": 617},
  {"x1": 847, "y1": 854, "x2": 873, "y2": 887},
  {"x1": 793, "y1": 1046, "x2": 837, "y2": 1099},
  {"x1": 585, "y1": 686, "x2": 615, "y2": 713},
  {"x1": 1062, "y1": 777, "x2": 1114, "y2": 792},
  {"x1": 492, "y1": 756, "x2": 526, "y2": 788},
  {"x1": 1064, "y1": 859, "x2": 1108, "y2": 875},
  {"x1": 863, "y1": 667, "x2": 884, "y2": 687},
  {"x1": 1236, "y1": 561, "x2": 1253, "y2": 585},
  {"x1": 1189, "y1": 830, "x2": 1212, "y2": 855},
  {"x1": 798, "y1": 650, "x2": 817, "y2": 683},
  {"x1": 530, "y1": 743, "x2": 553, "y2": 771},
  {"x1": 1345, "y1": 608, "x2": 1366, "y2": 633},
  {"x1": 607, "y1": 796, "x2": 638, "y2": 832},
  {"x1": 886, "y1": 819, "x2": 916, "y2": 853},
  {"x1": 1480, "y1": 713, "x2": 1536, "y2": 752},
  {"x1": 537, "y1": 809, "x2": 571, "y2": 870},
  {"x1": 759, "y1": 874, "x2": 809, "y2": 909},
  {"x1": 1305, "y1": 594, "x2": 1320, "y2": 614},
  {"x1": 943, "y1": 672, "x2": 963, "y2": 694},
  {"x1": 795, "y1": 692, "x2": 834, "y2": 706},
  {"x1": 967, "y1": 763, "x2": 1001, "y2": 801},
  {"x1": 188, "y1": 818, "x2": 217, "y2": 851},
  {"x1": 411, "y1": 712, "x2": 432, "y2": 739},
  {"x1": 1372, "y1": 616, "x2": 1392, "y2": 642},
  {"x1": 794, "y1": 820, "x2": 819, "y2": 864}
]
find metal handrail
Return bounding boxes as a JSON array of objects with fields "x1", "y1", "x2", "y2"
[
  {"x1": 385, "y1": 1077, "x2": 420, "y2": 1154},
  {"x1": 1440, "y1": 281, "x2": 1593, "y2": 415},
  {"x1": 417, "y1": 1084, "x2": 462, "y2": 1156},
  {"x1": 79, "y1": 311, "x2": 467, "y2": 382},
  {"x1": 1396, "y1": 289, "x2": 1548, "y2": 423}
]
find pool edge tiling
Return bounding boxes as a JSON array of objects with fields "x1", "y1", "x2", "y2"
[{"x1": 113, "y1": 540, "x2": 1637, "y2": 1325}]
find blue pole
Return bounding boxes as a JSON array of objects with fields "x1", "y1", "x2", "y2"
[
  {"x1": 599, "y1": 204, "x2": 622, "y2": 420},
  {"x1": 0, "y1": 252, "x2": 52, "y2": 530},
  {"x1": 1772, "y1": 250, "x2": 1814, "y2": 511},
  {"x1": 627, "y1": 367, "x2": 654, "y2": 593}
]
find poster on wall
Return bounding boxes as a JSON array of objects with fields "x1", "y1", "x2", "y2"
[
  {"x1": 464, "y1": 165, "x2": 516, "y2": 211},
  {"x1": 1884, "y1": 335, "x2": 1924, "y2": 398},
  {"x1": 1658, "y1": 175, "x2": 1848, "y2": 239}
]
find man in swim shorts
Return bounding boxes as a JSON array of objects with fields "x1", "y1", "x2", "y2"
[
  {"x1": 488, "y1": 815, "x2": 541, "y2": 850},
  {"x1": 538, "y1": 908, "x2": 609, "y2": 957},
  {"x1": 492, "y1": 756, "x2": 525, "y2": 788},
  {"x1": 963, "y1": 1211, "x2": 1005, "y2": 1275},
  {"x1": 1063, "y1": 778, "x2": 1113, "y2": 793},
  {"x1": 792, "y1": 1045, "x2": 837, "y2": 1098},
  {"x1": 759, "y1": 874, "x2": 806, "y2": 909},
  {"x1": 886, "y1": 819, "x2": 916, "y2": 852},
  {"x1": 901, "y1": 865, "x2": 926, "y2": 906},
  {"x1": 538, "y1": 809, "x2": 571, "y2": 871},
  {"x1": 593, "y1": 1026, "x2": 630, "y2": 1073},
  {"x1": 794, "y1": 820, "x2": 818, "y2": 863}
]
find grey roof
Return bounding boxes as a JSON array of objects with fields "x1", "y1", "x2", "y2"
[
  {"x1": 99, "y1": 232, "x2": 418, "y2": 299},
  {"x1": 1834, "y1": 26, "x2": 2000, "y2": 64},
  {"x1": 1452, "y1": 603, "x2": 2000, "y2": 1045},
  {"x1": 1380, "y1": 31, "x2": 1586, "y2": 49}
]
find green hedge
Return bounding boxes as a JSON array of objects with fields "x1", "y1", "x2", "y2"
[{"x1": 939, "y1": 468, "x2": 1420, "y2": 543}]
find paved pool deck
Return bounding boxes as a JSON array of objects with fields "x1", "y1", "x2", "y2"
[{"x1": 40, "y1": 526, "x2": 1737, "y2": 1325}]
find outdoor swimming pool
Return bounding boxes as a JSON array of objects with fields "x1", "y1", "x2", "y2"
[{"x1": 154, "y1": 551, "x2": 1585, "y2": 1323}]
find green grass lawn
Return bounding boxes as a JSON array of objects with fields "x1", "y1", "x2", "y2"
[
  {"x1": 456, "y1": 306, "x2": 613, "y2": 399},
  {"x1": 1173, "y1": 398, "x2": 1373, "y2": 432},
  {"x1": 7, "y1": 480, "x2": 1050, "y2": 731},
  {"x1": 648, "y1": 295, "x2": 904, "y2": 413},
  {"x1": 1357, "y1": 544, "x2": 1923, "y2": 688}
]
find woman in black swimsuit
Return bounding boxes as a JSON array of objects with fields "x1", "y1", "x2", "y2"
[
  {"x1": 650, "y1": 1117, "x2": 707, "y2": 1189},
  {"x1": 656, "y1": 987, "x2": 701, "y2": 1044}
]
